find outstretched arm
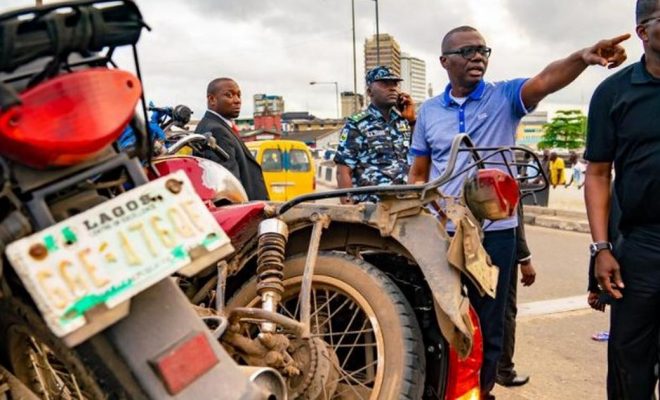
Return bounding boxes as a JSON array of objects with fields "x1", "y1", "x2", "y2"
[{"x1": 521, "y1": 34, "x2": 629, "y2": 110}]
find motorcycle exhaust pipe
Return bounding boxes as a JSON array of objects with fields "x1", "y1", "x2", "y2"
[{"x1": 239, "y1": 366, "x2": 288, "y2": 400}]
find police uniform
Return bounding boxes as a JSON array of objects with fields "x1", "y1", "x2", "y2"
[
  {"x1": 333, "y1": 67, "x2": 412, "y2": 202},
  {"x1": 334, "y1": 95, "x2": 411, "y2": 202}
]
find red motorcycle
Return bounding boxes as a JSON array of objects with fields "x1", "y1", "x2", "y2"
[
  {"x1": 0, "y1": 1, "x2": 280, "y2": 399},
  {"x1": 151, "y1": 131, "x2": 547, "y2": 399}
]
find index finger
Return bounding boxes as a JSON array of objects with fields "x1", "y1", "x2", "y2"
[{"x1": 608, "y1": 33, "x2": 631, "y2": 46}]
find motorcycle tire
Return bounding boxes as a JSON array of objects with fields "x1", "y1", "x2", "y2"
[
  {"x1": 228, "y1": 251, "x2": 425, "y2": 400},
  {"x1": 0, "y1": 297, "x2": 105, "y2": 400}
]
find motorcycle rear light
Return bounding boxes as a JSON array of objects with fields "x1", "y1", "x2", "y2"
[
  {"x1": 445, "y1": 307, "x2": 483, "y2": 400},
  {"x1": 455, "y1": 388, "x2": 480, "y2": 400},
  {"x1": 0, "y1": 68, "x2": 141, "y2": 169},
  {"x1": 464, "y1": 169, "x2": 519, "y2": 221},
  {"x1": 151, "y1": 331, "x2": 219, "y2": 395}
]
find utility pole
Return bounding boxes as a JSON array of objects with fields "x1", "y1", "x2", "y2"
[
  {"x1": 374, "y1": 0, "x2": 380, "y2": 65},
  {"x1": 351, "y1": 0, "x2": 358, "y2": 112}
]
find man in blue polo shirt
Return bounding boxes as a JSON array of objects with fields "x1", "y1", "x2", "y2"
[{"x1": 409, "y1": 26, "x2": 628, "y2": 399}]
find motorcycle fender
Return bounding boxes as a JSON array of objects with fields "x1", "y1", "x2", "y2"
[
  {"x1": 388, "y1": 212, "x2": 474, "y2": 358},
  {"x1": 280, "y1": 203, "x2": 474, "y2": 358}
]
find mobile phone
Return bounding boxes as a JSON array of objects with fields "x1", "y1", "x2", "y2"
[
  {"x1": 598, "y1": 291, "x2": 612, "y2": 305},
  {"x1": 396, "y1": 94, "x2": 405, "y2": 111}
]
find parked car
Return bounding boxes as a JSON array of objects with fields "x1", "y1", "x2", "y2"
[
  {"x1": 323, "y1": 148, "x2": 337, "y2": 161},
  {"x1": 247, "y1": 140, "x2": 316, "y2": 201}
]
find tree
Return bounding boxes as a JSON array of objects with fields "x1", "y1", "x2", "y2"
[{"x1": 537, "y1": 109, "x2": 587, "y2": 150}]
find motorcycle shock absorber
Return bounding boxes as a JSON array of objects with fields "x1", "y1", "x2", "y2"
[{"x1": 256, "y1": 218, "x2": 288, "y2": 333}]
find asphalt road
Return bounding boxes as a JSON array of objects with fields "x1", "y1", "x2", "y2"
[{"x1": 516, "y1": 225, "x2": 592, "y2": 304}]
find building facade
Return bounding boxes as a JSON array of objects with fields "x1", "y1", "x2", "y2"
[
  {"x1": 253, "y1": 94, "x2": 285, "y2": 133},
  {"x1": 364, "y1": 33, "x2": 401, "y2": 77},
  {"x1": 516, "y1": 110, "x2": 548, "y2": 149},
  {"x1": 253, "y1": 94, "x2": 284, "y2": 116},
  {"x1": 340, "y1": 91, "x2": 364, "y2": 118},
  {"x1": 400, "y1": 52, "x2": 427, "y2": 105}
]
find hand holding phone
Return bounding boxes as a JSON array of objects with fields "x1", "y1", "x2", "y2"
[{"x1": 397, "y1": 92, "x2": 416, "y2": 122}]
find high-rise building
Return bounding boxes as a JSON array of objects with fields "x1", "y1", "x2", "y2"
[
  {"x1": 364, "y1": 34, "x2": 401, "y2": 77},
  {"x1": 253, "y1": 94, "x2": 284, "y2": 116},
  {"x1": 400, "y1": 53, "x2": 427, "y2": 104},
  {"x1": 340, "y1": 91, "x2": 364, "y2": 117}
]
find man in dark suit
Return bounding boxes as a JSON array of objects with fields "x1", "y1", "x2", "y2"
[{"x1": 195, "y1": 78, "x2": 269, "y2": 200}]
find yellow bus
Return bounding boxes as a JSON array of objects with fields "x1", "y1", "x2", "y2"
[{"x1": 246, "y1": 140, "x2": 316, "y2": 201}]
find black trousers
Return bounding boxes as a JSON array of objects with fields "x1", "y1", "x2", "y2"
[
  {"x1": 497, "y1": 261, "x2": 518, "y2": 378},
  {"x1": 607, "y1": 230, "x2": 660, "y2": 400},
  {"x1": 465, "y1": 228, "x2": 517, "y2": 394}
]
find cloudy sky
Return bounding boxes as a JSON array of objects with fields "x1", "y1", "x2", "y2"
[{"x1": 5, "y1": 0, "x2": 644, "y2": 119}]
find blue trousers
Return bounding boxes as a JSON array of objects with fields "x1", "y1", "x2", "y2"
[{"x1": 465, "y1": 228, "x2": 517, "y2": 395}]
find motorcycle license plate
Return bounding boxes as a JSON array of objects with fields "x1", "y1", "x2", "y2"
[{"x1": 6, "y1": 170, "x2": 230, "y2": 338}]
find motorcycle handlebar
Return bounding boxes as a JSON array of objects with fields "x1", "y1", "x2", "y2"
[
  {"x1": 165, "y1": 133, "x2": 207, "y2": 155},
  {"x1": 164, "y1": 132, "x2": 230, "y2": 161}
]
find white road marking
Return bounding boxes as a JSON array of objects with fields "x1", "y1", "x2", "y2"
[{"x1": 518, "y1": 295, "x2": 590, "y2": 317}]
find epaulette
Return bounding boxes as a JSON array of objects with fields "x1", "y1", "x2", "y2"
[{"x1": 349, "y1": 110, "x2": 369, "y2": 123}]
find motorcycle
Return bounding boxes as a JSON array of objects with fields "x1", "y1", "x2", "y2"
[
  {"x1": 150, "y1": 125, "x2": 548, "y2": 399},
  {"x1": 0, "y1": 1, "x2": 283, "y2": 399}
]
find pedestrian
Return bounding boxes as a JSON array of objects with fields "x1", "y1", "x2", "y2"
[
  {"x1": 334, "y1": 66, "x2": 416, "y2": 204},
  {"x1": 549, "y1": 152, "x2": 566, "y2": 188},
  {"x1": 565, "y1": 151, "x2": 587, "y2": 189},
  {"x1": 575, "y1": 155, "x2": 588, "y2": 189},
  {"x1": 408, "y1": 25, "x2": 628, "y2": 398},
  {"x1": 195, "y1": 77, "x2": 269, "y2": 200},
  {"x1": 496, "y1": 205, "x2": 536, "y2": 387},
  {"x1": 584, "y1": 1, "x2": 660, "y2": 397},
  {"x1": 533, "y1": 149, "x2": 551, "y2": 185},
  {"x1": 564, "y1": 151, "x2": 578, "y2": 188}
]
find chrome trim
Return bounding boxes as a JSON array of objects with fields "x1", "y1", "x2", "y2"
[{"x1": 257, "y1": 218, "x2": 288, "y2": 238}]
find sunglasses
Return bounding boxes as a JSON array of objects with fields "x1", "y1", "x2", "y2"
[
  {"x1": 640, "y1": 16, "x2": 660, "y2": 26},
  {"x1": 442, "y1": 46, "x2": 492, "y2": 59}
]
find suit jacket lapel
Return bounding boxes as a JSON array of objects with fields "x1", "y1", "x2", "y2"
[{"x1": 203, "y1": 111, "x2": 259, "y2": 163}]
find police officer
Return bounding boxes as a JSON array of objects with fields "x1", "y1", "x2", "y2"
[{"x1": 334, "y1": 66, "x2": 416, "y2": 203}]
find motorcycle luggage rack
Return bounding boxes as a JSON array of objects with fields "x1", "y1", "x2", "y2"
[
  {"x1": 0, "y1": 0, "x2": 154, "y2": 166},
  {"x1": 24, "y1": 152, "x2": 148, "y2": 231},
  {"x1": 277, "y1": 133, "x2": 549, "y2": 215},
  {"x1": 0, "y1": 0, "x2": 146, "y2": 74}
]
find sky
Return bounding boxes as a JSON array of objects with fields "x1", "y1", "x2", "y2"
[{"x1": 4, "y1": 0, "x2": 645, "y2": 119}]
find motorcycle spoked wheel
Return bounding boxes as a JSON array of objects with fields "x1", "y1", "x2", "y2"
[
  {"x1": 0, "y1": 298, "x2": 105, "y2": 400},
  {"x1": 228, "y1": 252, "x2": 425, "y2": 400}
]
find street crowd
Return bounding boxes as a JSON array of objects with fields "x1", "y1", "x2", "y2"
[{"x1": 195, "y1": 1, "x2": 660, "y2": 399}]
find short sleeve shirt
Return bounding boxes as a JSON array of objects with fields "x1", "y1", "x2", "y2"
[
  {"x1": 585, "y1": 57, "x2": 660, "y2": 233},
  {"x1": 410, "y1": 79, "x2": 530, "y2": 231},
  {"x1": 334, "y1": 104, "x2": 412, "y2": 202}
]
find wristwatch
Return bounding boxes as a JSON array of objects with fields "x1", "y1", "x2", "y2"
[{"x1": 589, "y1": 241, "x2": 612, "y2": 257}]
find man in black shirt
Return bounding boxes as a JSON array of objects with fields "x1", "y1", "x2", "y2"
[{"x1": 584, "y1": 1, "x2": 660, "y2": 397}]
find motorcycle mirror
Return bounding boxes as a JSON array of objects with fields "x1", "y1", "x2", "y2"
[{"x1": 172, "y1": 104, "x2": 192, "y2": 127}]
